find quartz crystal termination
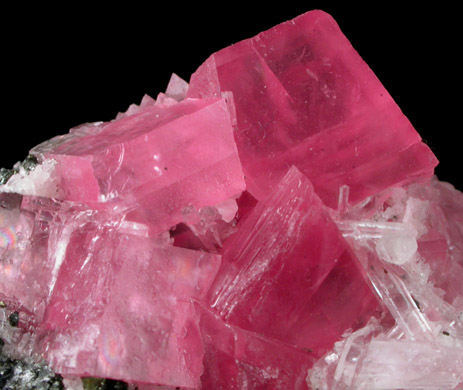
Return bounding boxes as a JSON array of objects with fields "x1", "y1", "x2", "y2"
[
  {"x1": 1, "y1": 8, "x2": 462, "y2": 390},
  {"x1": 308, "y1": 180, "x2": 463, "y2": 389}
]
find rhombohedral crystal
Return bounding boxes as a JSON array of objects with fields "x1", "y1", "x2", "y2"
[{"x1": 0, "y1": 10, "x2": 461, "y2": 390}]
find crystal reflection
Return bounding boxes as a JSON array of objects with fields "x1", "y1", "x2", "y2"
[{"x1": 98, "y1": 327, "x2": 126, "y2": 371}]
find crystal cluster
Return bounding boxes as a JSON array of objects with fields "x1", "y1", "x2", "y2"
[{"x1": 0, "y1": 10, "x2": 462, "y2": 390}]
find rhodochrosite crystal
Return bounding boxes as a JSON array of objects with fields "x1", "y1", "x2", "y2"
[
  {"x1": 31, "y1": 96, "x2": 245, "y2": 236},
  {"x1": 0, "y1": 9, "x2": 462, "y2": 390},
  {"x1": 195, "y1": 303, "x2": 317, "y2": 389},
  {"x1": 38, "y1": 223, "x2": 219, "y2": 387},
  {"x1": 187, "y1": 11, "x2": 437, "y2": 207},
  {"x1": 206, "y1": 166, "x2": 378, "y2": 358}
]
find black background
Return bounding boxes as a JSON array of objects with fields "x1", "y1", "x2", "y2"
[{"x1": 2, "y1": 4, "x2": 461, "y2": 189}]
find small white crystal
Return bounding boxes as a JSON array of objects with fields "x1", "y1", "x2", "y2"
[
  {"x1": 375, "y1": 225, "x2": 418, "y2": 265},
  {"x1": 0, "y1": 159, "x2": 61, "y2": 198}
]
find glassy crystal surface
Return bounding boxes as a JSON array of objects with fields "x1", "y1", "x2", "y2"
[
  {"x1": 1, "y1": 8, "x2": 461, "y2": 390},
  {"x1": 207, "y1": 166, "x2": 378, "y2": 357},
  {"x1": 188, "y1": 10, "x2": 437, "y2": 208},
  {"x1": 195, "y1": 303, "x2": 316, "y2": 389},
  {"x1": 37, "y1": 216, "x2": 220, "y2": 387},
  {"x1": 31, "y1": 97, "x2": 245, "y2": 236}
]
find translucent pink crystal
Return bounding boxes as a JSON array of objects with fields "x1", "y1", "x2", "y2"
[
  {"x1": 32, "y1": 97, "x2": 245, "y2": 234},
  {"x1": 196, "y1": 303, "x2": 316, "y2": 389},
  {"x1": 207, "y1": 166, "x2": 379, "y2": 357},
  {"x1": 188, "y1": 10, "x2": 438, "y2": 208},
  {"x1": 36, "y1": 216, "x2": 220, "y2": 387},
  {"x1": 2, "y1": 8, "x2": 461, "y2": 390},
  {"x1": 0, "y1": 194, "x2": 57, "y2": 324}
]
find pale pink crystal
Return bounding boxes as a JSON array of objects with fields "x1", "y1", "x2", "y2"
[
  {"x1": 32, "y1": 97, "x2": 245, "y2": 235},
  {"x1": 115, "y1": 94, "x2": 157, "y2": 120},
  {"x1": 309, "y1": 178, "x2": 463, "y2": 388},
  {"x1": 0, "y1": 193, "x2": 57, "y2": 324},
  {"x1": 36, "y1": 215, "x2": 220, "y2": 387},
  {"x1": 196, "y1": 303, "x2": 316, "y2": 389},
  {"x1": 165, "y1": 73, "x2": 190, "y2": 101},
  {"x1": 410, "y1": 179, "x2": 463, "y2": 303}
]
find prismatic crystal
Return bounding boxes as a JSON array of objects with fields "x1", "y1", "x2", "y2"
[{"x1": 1, "y1": 10, "x2": 462, "y2": 390}]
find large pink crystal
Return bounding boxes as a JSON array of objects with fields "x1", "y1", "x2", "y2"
[
  {"x1": 188, "y1": 10, "x2": 438, "y2": 207},
  {"x1": 36, "y1": 216, "x2": 220, "y2": 387},
  {"x1": 207, "y1": 166, "x2": 379, "y2": 357},
  {"x1": 32, "y1": 97, "x2": 245, "y2": 234}
]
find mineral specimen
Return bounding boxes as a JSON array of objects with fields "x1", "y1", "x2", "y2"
[{"x1": 1, "y1": 8, "x2": 462, "y2": 390}]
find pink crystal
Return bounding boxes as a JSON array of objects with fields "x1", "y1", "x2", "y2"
[
  {"x1": 188, "y1": 10, "x2": 438, "y2": 208},
  {"x1": 195, "y1": 303, "x2": 316, "y2": 389},
  {"x1": 36, "y1": 214, "x2": 220, "y2": 387},
  {"x1": 0, "y1": 193, "x2": 56, "y2": 324},
  {"x1": 207, "y1": 166, "x2": 378, "y2": 357},
  {"x1": 32, "y1": 97, "x2": 245, "y2": 234},
  {"x1": 1, "y1": 8, "x2": 461, "y2": 390}
]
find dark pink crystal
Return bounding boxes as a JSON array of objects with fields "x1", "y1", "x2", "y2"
[{"x1": 188, "y1": 10, "x2": 437, "y2": 208}]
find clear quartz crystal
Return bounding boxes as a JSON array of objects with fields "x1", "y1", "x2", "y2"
[{"x1": 308, "y1": 179, "x2": 463, "y2": 389}]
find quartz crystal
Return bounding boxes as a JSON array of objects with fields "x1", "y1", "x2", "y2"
[{"x1": 1, "y1": 9, "x2": 462, "y2": 390}]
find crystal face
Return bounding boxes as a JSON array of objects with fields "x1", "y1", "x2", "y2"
[
  {"x1": 187, "y1": 11, "x2": 437, "y2": 207},
  {"x1": 206, "y1": 166, "x2": 378, "y2": 358},
  {"x1": 1, "y1": 9, "x2": 462, "y2": 390}
]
